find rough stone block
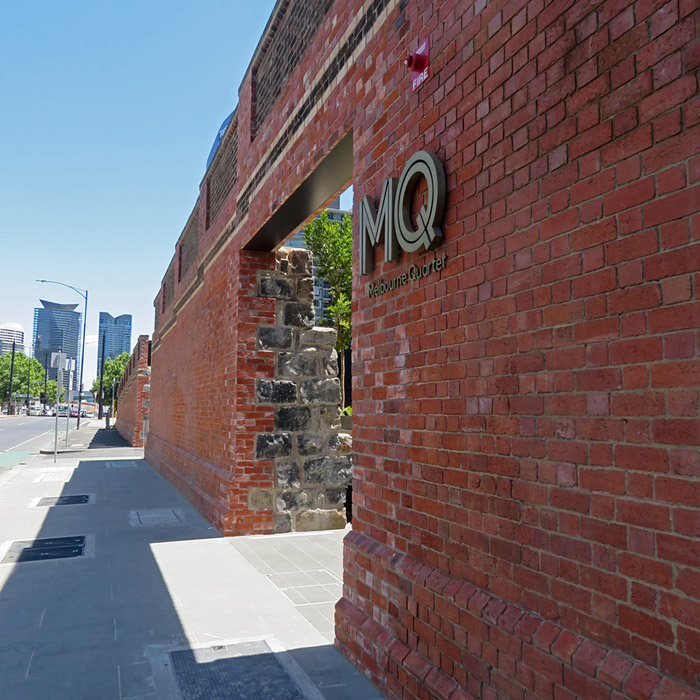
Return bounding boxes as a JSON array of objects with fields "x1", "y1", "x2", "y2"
[
  {"x1": 282, "y1": 302, "x2": 314, "y2": 328},
  {"x1": 258, "y1": 326, "x2": 293, "y2": 350},
  {"x1": 274, "y1": 512, "x2": 292, "y2": 533},
  {"x1": 297, "y1": 433, "x2": 324, "y2": 455},
  {"x1": 256, "y1": 379, "x2": 297, "y2": 403},
  {"x1": 324, "y1": 349, "x2": 339, "y2": 377},
  {"x1": 320, "y1": 406, "x2": 341, "y2": 430},
  {"x1": 275, "y1": 406, "x2": 313, "y2": 431},
  {"x1": 277, "y1": 489, "x2": 313, "y2": 511},
  {"x1": 300, "y1": 378, "x2": 341, "y2": 404},
  {"x1": 296, "y1": 276, "x2": 314, "y2": 301},
  {"x1": 289, "y1": 248, "x2": 312, "y2": 274},
  {"x1": 327, "y1": 433, "x2": 352, "y2": 454},
  {"x1": 295, "y1": 508, "x2": 346, "y2": 531},
  {"x1": 276, "y1": 460, "x2": 301, "y2": 488},
  {"x1": 303, "y1": 455, "x2": 352, "y2": 485},
  {"x1": 276, "y1": 247, "x2": 291, "y2": 273},
  {"x1": 259, "y1": 274, "x2": 294, "y2": 298},
  {"x1": 256, "y1": 433, "x2": 293, "y2": 459},
  {"x1": 325, "y1": 487, "x2": 348, "y2": 505},
  {"x1": 249, "y1": 488, "x2": 274, "y2": 510},
  {"x1": 299, "y1": 328, "x2": 337, "y2": 348},
  {"x1": 278, "y1": 351, "x2": 319, "y2": 378}
]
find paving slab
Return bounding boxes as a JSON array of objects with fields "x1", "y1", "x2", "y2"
[{"x1": 0, "y1": 430, "x2": 385, "y2": 700}]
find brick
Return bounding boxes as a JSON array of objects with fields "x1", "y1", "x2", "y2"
[
  {"x1": 573, "y1": 640, "x2": 607, "y2": 676},
  {"x1": 653, "y1": 679, "x2": 700, "y2": 700},
  {"x1": 615, "y1": 445, "x2": 669, "y2": 473},
  {"x1": 624, "y1": 665, "x2": 663, "y2": 699},
  {"x1": 598, "y1": 652, "x2": 633, "y2": 689},
  {"x1": 551, "y1": 630, "x2": 583, "y2": 664},
  {"x1": 653, "y1": 419, "x2": 700, "y2": 446},
  {"x1": 515, "y1": 614, "x2": 542, "y2": 643}
]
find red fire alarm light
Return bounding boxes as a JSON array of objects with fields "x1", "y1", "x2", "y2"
[{"x1": 406, "y1": 38, "x2": 429, "y2": 91}]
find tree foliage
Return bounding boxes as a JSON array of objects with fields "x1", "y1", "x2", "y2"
[
  {"x1": 91, "y1": 352, "x2": 130, "y2": 406},
  {"x1": 0, "y1": 352, "x2": 49, "y2": 404},
  {"x1": 302, "y1": 210, "x2": 352, "y2": 406}
]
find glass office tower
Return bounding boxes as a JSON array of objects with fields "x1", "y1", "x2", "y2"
[
  {"x1": 33, "y1": 300, "x2": 82, "y2": 391},
  {"x1": 97, "y1": 312, "x2": 132, "y2": 372}
]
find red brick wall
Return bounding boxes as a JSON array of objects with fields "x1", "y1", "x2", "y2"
[
  {"x1": 147, "y1": 245, "x2": 277, "y2": 534},
  {"x1": 115, "y1": 335, "x2": 151, "y2": 448},
  {"x1": 148, "y1": 0, "x2": 700, "y2": 697}
]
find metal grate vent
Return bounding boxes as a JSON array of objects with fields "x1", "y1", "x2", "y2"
[
  {"x1": 2, "y1": 536, "x2": 85, "y2": 563},
  {"x1": 170, "y1": 641, "x2": 305, "y2": 700},
  {"x1": 38, "y1": 495, "x2": 90, "y2": 507}
]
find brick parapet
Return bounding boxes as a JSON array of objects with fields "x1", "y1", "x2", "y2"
[{"x1": 115, "y1": 335, "x2": 150, "y2": 448}]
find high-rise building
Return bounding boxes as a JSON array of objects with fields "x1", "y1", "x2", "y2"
[
  {"x1": 0, "y1": 323, "x2": 24, "y2": 355},
  {"x1": 97, "y1": 313, "x2": 132, "y2": 372},
  {"x1": 32, "y1": 300, "x2": 82, "y2": 391}
]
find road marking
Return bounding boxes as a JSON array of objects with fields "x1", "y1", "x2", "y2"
[
  {"x1": 25, "y1": 650, "x2": 35, "y2": 679},
  {"x1": 7, "y1": 430, "x2": 53, "y2": 451}
]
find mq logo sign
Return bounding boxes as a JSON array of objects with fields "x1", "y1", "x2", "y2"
[{"x1": 360, "y1": 150, "x2": 447, "y2": 277}]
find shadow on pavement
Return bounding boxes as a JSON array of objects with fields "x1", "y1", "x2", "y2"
[
  {"x1": 87, "y1": 427, "x2": 129, "y2": 449},
  {"x1": 0, "y1": 455, "x2": 217, "y2": 699}
]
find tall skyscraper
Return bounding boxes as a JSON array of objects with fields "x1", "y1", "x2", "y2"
[
  {"x1": 0, "y1": 323, "x2": 25, "y2": 355},
  {"x1": 33, "y1": 300, "x2": 82, "y2": 391},
  {"x1": 97, "y1": 312, "x2": 132, "y2": 372}
]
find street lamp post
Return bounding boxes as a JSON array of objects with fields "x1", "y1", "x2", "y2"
[{"x1": 36, "y1": 280, "x2": 88, "y2": 429}]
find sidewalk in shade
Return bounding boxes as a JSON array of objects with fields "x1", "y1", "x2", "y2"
[{"x1": 0, "y1": 423, "x2": 384, "y2": 700}]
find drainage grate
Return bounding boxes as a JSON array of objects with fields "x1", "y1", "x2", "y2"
[
  {"x1": 170, "y1": 641, "x2": 305, "y2": 700},
  {"x1": 38, "y1": 495, "x2": 90, "y2": 507},
  {"x1": 2, "y1": 535, "x2": 85, "y2": 564}
]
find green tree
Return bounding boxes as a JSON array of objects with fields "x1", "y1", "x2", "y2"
[
  {"x1": 45, "y1": 380, "x2": 59, "y2": 405},
  {"x1": 302, "y1": 210, "x2": 352, "y2": 407},
  {"x1": 91, "y1": 352, "x2": 130, "y2": 407},
  {"x1": 0, "y1": 352, "x2": 48, "y2": 408}
]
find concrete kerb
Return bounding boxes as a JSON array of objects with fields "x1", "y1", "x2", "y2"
[{"x1": 37, "y1": 419, "x2": 108, "y2": 454}]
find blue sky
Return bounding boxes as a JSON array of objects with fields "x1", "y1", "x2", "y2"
[{"x1": 1, "y1": 1, "x2": 353, "y2": 384}]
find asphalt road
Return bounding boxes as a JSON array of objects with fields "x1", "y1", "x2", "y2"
[{"x1": 0, "y1": 415, "x2": 75, "y2": 453}]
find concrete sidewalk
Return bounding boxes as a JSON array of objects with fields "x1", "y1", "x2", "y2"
[{"x1": 0, "y1": 426, "x2": 384, "y2": 700}]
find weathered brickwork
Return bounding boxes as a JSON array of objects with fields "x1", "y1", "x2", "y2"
[
  {"x1": 148, "y1": 246, "x2": 278, "y2": 534},
  {"x1": 148, "y1": 0, "x2": 700, "y2": 697},
  {"x1": 207, "y1": 121, "x2": 238, "y2": 226},
  {"x1": 178, "y1": 204, "x2": 199, "y2": 279},
  {"x1": 254, "y1": 246, "x2": 351, "y2": 532},
  {"x1": 115, "y1": 335, "x2": 151, "y2": 448},
  {"x1": 251, "y1": 0, "x2": 334, "y2": 137}
]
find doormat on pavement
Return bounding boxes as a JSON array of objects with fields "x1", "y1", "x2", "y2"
[{"x1": 170, "y1": 640, "x2": 305, "y2": 700}]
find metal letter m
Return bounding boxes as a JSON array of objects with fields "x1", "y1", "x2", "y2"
[{"x1": 359, "y1": 178, "x2": 397, "y2": 275}]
